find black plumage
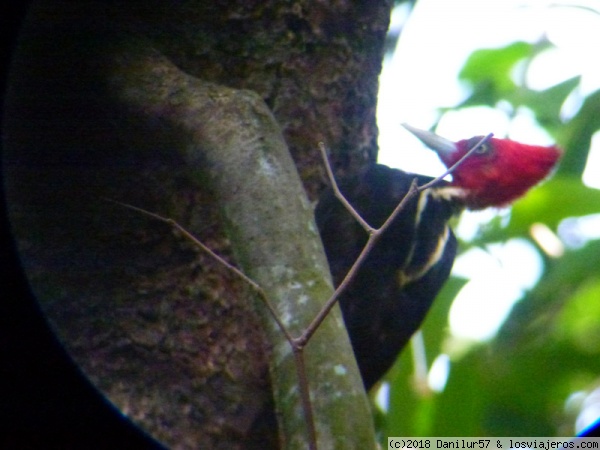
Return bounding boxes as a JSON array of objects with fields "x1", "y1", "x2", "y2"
[{"x1": 315, "y1": 164, "x2": 464, "y2": 390}]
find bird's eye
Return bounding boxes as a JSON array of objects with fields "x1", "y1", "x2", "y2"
[
  {"x1": 475, "y1": 143, "x2": 489, "y2": 154},
  {"x1": 466, "y1": 137, "x2": 490, "y2": 156}
]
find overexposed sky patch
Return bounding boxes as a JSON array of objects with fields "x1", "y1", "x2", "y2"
[
  {"x1": 378, "y1": 0, "x2": 600, "y2": 175},
  {"x1": 377, "y1": 0, "x2": 600, "y2": 342}
]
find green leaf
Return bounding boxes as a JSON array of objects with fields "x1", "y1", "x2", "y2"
[
  {"x1": 515, "y1": 76, "x2": 580, "y2": 130},
  {"x1": 557, "y1": 89, "x2": 600, "y2": 177},
  {"x1": 471, "y1": 176, "x2": 600, "y2": 243},
  {"x1": 508, "y1": 176, "x2": 600, "y2": 235},
  {"x1": 459, "y1": 41, "x2": 534, "y2": 90},
  {"x1": 498, "y1": 240, "x2": 600, "y2": 350},
  {"x1": 383, "y1": 20, "x2": 600, "y2": 439},
  {"x1": 555, "y1": 278, "x2": 600, "y2": 353},
  {"x1": 378, "y1": 276, "x2": 467, "y2": 439}
]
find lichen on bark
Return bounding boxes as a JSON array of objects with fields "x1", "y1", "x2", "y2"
[{"x1": 5, "y1": 0, "x2": 392, "y2": 447}]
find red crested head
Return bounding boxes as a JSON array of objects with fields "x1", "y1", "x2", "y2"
[{"x1": 402, "y1": 124, "x2": 562, "y2": 210}]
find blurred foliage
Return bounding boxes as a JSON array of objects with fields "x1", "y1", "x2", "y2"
[{"x1": 376, "y1": 11, "x2": 600, "y2": 443}]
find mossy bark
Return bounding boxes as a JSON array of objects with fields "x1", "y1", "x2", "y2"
[{"x1": 5, "y1": 0, "x2": 392, "y2": 447}]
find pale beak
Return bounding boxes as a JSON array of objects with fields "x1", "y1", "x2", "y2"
[{"x1": 401, "y1": 123, "x2": 457, "y2": 158}]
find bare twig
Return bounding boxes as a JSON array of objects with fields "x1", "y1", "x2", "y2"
[
  {"x1": 102, "y1": 198, "x2": 297, "y2": 343},
  {"x1": 318, "y1": 143, "x2": 374, "y2": 234},
  {"x1": 292, "y1": 348, "x2": 317, "y2": 446},
  {"x1": 103, "y1": 197, "x2": 317, "y2": 449},
  {"x1": 417, "y1": 133, "x2": 493, "y2": 191},
  {"x1": 298, "y1": 133, "x2": 493, "y2": 346},
  {"x1": 104, "y1": 132, "x2": 491, "y2": 449}
]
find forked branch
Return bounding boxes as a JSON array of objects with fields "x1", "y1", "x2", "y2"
[
  {"x1": 295, "y1": 133, "x2": 493, "y2": 347},
  {"x1": 106, "y1": 132, "x2": 492, "y2": 449}
]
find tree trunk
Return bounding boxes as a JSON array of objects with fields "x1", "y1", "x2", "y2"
[{"x1": 4, "y1": 0, "x2": 392, "y2": 448}]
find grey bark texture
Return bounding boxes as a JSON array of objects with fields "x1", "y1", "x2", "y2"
[{"x1": 4, "y1": 0, "x2": 392, "y2": 448}]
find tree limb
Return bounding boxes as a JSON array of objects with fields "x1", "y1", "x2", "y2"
[{"x1": 109, "y1": 44, "x2": 375, "y2": 449}]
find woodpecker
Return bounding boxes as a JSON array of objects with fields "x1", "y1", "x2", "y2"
[{"x1": 315, "y1": 124, "x2": 561, "y2": 390}]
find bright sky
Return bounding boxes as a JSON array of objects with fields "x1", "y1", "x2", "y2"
[
  {"x1": 377, "y1": 0, "x2": 600, "y2": 342},
  {"x1": 375, "y1": 1, "x2": 600, "y2": 427},
  {"x1": 379, "y1": 0, "x2": 600, "y2": 178}
]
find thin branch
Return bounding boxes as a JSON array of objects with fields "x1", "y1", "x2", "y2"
[
  {"x1": 318, "y1": 143, "x2": 374, "y2": 234},
  {"x1": 417, "y1": 133, "x2": 493, "y2": 191},
  {"x1": 298, "y1": 133, "x2": 493, "y2": 346},
  {"x1": 409, "y1": 331, "x2": 430, "y2": 395},
  {"x1": 102, "y1": 198, "x2": 297, "y2": 342},
  {"x1": 104, "y1": 132, "x2": 492, "y2": 449},
  {"x1": 103, "y1": 197, "x2": 317, "y2": 448},
  {"x1": 292, "y1": 348, "x2": 317, "y2": 449}
]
